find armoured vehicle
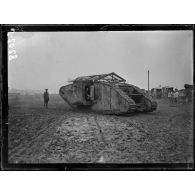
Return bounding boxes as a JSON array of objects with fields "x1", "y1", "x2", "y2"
[{"x1": 59, "y1": 72, "x2": 157, "y2": 114}]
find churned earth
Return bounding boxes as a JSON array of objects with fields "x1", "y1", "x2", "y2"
[{"x1": 8, "y1": 96, "x2": 193, "y2": 164}]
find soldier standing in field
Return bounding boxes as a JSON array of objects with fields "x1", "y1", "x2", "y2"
[
  {"x1": 43, "y1": 89, "x2": 49, "y2": 108},
  {"x1": 173, "y1": 89, "x2": 179, "y2": 104}
]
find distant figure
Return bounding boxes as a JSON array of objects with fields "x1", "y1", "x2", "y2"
[
  {"x1": 43, "y1": 89, "x2": 49, "y2": 108},
  {"x1": 168, "y1": 91, "x2": 173, "y2": 103},
  {"x1": 173, "y1": 89, "x2": 179, "y2": 104},
  {"x1": 185, "y1": 88, "x2": 193, "y2": 103}
]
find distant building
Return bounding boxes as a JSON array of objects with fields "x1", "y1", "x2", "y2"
[
  {"x1": 162, "y1": 86, "x2": 174, "y2": 98},
  {"x1": 151, "y1": 87, "x2": 162, "y2": 98}
]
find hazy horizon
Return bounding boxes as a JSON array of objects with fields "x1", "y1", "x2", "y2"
[{"x1": 8, "y1": 31, "x2": 193, "y2": 93}]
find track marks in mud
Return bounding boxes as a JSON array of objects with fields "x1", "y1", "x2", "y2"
[
  {"x1": 43, "y1": 113, "x2": 102, "y2": 163},
  {"x1": 93, "y1": 115, "x2": 150, "y2": 163},
  {"x1": 9, "y1": 107, "x2": 151, "y2": 163},
  {"x1": 8, "y1": 100, "x2": 193, "y2": 163},
  {"x1": 40, "y1": 112, "x2": 145, "y2": 163}
]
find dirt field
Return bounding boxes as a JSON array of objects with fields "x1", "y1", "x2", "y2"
[{"x1": 8, "y1": 95, "x2": 193, "y2": 164}]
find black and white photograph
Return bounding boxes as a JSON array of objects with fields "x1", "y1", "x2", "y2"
[{"x1": 1, "y1": 25, "x2": 194, "y2": 170}]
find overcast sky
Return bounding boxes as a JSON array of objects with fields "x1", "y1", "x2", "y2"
[{"x1": 8, "y1": 31, "x2": 193, "y2": 93}]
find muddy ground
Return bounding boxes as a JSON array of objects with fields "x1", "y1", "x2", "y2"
[{"x1": 8, "y1": 95, "x2": 193, "y2": 164}]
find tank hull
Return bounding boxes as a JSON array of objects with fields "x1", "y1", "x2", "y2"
[{"x1": 59, "y1": 81, "x2": 157, "y2": 114}]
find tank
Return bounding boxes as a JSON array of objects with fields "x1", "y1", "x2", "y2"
[{"x1": 59, "y1": 72, "x2": 157, "y2": 114}]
